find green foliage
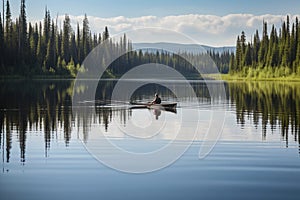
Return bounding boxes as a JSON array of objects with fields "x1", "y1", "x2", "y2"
[
  {"x1": 209, "y1": 50, "x2": 231, "y2": 73},
  {"x1": 230, "y1": 16, "x2": 300, "y2": 78},
  {"x1": 0, "y1": 0, "x2": 102, "y2": 77},
  {"x1": 0, "y1": 0, "x2": 231, "y2": 79},
  {"x1": 0, "y1": 12, "x2": 3, "y2": 69}
]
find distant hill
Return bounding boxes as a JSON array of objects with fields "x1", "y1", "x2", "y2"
[{"x1": 133, "y1": 42, "x2": 236, "y2": 54}]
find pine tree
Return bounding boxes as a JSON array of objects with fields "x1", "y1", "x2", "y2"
[
  {"x1": 11, "y1": 18, "x2": 19, "y2": 67},
  {"x1": 229, "y1": 53, "x2": 235, "y2": 74},
  {"x1": 28, "y1": 22, "x2": 33, "y2": 63},
  {"x1": 82, "y1": 14, "x2": 90, "y2": 58},
  {"x1": 240, "y1": 31, "x2": 246, "y2": 55},
  {"x1": 70, "y1": 32, "x2": 78, "y2": 64},
  {"x1": 258, "y1": 21, "x2": 269, "y2": 67},
  {"x1": 5, "y1": 0, "x2": 12, "y2": 50},
  {"x1": 103, "y1": 26, "x2": 109, "y2": 41},
  {"x1": 19, "y1": 0, "x2": 27, "y2": 63},
  {"x1": 269, "y1": 26, "x2": 279, "y2": 67},
  {"x1": 296, "y1": 17, "x2": 300, "y2": 72},
  {"x1": 93, "y1": 33, "x2": 97, "y2": 48},
  {"x1": 44, "y1": 21, "x2": 56, "y2": 71},
  {"x1": 62, "y1": 14, "x2": 71, "y2": 63},
  {"x1": 0, "y1": 13, "x2": 3, "y2": 68},
  {"x1": 56, "y1": 29, "x2": 62, "y2": 61},
  {"x1": 28, "y1": 23, "x2": 38, "y2": 67},
  {"x1": 98, "y1": 33, "x2": 101, "y2": 44},
  {"x1": 281, "y1": 35, "x2": 290, "y2": 68},
  {"x1": 243, "y1": 43, "x2": 252, "y2": 66},
  {"x1": 290, "y1": 24, "x2": 296, "y2": 72},
  {"x1": 266, "y1": 25, "x2": 276, "y2": 67},
  {"x1": 252, "y1": 30, "x2": 260, "y2": 67},
  {"x1": 43, "y1": 8, "x2": 51, "y2": 45},
  {"x1": 36, "y1": 21, "x2": 43, "y2": 71},
  {"x1": 235, "y1": 35, "x2": 242, "y2": 72},
  {"x1": 76, "y1": 23, "x2": 81, "y2": 63},
  {"x1": 4, "y1": 0, "x2": 10, "y2": 35}
]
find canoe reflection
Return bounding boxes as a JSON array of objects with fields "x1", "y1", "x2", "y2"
[{"x1": 130, "y1": 104, "x2": 177, "y2": 120}]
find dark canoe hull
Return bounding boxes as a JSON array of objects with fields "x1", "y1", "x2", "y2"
[
  {"x1": 130, "y1": 102, "x2": 177, "y2": 113},
  {"x1": 131, "y1": 102, "x2": 177, "y2": 108},
  {"x1": 147, "y1": 103, "x2": 177, "y2": 109}
]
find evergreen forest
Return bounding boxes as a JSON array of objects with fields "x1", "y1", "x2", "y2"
[
  {"x1": 0, "y1": 0, "x2": 299, "y2": 79},
  {"x1": 230, "y1": 16, "x2": 300, "y2": 78}
]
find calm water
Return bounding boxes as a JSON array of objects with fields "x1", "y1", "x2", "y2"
[{"x1": 0, "y1": 80, "x2": 300, "y2": 200}]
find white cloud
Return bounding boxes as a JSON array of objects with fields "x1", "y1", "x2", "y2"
[{"x1": 51, "y1": 14, "x2": 299, "y2": 47}]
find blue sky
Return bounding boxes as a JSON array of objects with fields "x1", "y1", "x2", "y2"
[
  {"x1": 6, "y1": 0, "x2": 300, "y2": 19},
  {"x1": 3, "y1": 0, "x2": 300, "y2": 46}
]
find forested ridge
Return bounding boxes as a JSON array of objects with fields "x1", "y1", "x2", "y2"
[
  {"x1": 230, "y1": 16, "x2": 300, "y2": 78},
  {"x1": 0, "y1": 0, "x2": 107, "y2": 77},
  {"x1": 6, "y1": 1, "x2": 300, "y2": 79},
  {"x1": 0, "y1": 0, "x2": 231, "y2": 78}
]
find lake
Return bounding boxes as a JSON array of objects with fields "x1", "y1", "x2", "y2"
[{"x1": 0, "y1": 79, "x2": 300, "y2": 200}]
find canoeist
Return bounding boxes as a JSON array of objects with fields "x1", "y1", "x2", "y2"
[{"x1": 151, "y1": 93, "x2": 161, "y2": 105}]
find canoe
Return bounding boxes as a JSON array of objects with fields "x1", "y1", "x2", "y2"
[
  {"x1": 130, "y1": 102, "x2": 177, "y2": 109},
  {"x1": 130, "y1": 102, "x2": 177, "y2": 113},
  {"x1": 147, "y1": 103, "x2": 177, "y2": 109},
  {"x1": 130, "y1": 102, "x2": 177, "y2": 114}
]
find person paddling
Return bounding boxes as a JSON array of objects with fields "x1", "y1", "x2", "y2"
[{"x1": 151, "y1": 93, "x2": 161, "y2": 105}]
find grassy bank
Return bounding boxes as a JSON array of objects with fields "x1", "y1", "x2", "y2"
[
  {"x1": 0, "y1": 75, "x2": 75, "y2": 80},
  {"x1": 205, "y1": 74, "x2": 300, "y2": 82}
]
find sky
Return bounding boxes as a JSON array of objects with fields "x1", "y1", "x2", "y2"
[{"x1": 3, "y1": 0, "x2": 300, "y2": 46}]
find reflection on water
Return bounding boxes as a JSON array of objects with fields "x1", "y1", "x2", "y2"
[
  {"x1": 0, "y1": 80, "x2": 299, "y2": 164},
  {"x1": 229, "y1": 82, "x2": 300, "y2": 146},
  {"x1": 0, "y1": 80, "x2": 74, "y2": 163}
]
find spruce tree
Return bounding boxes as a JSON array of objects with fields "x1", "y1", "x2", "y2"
[
  {"x1": 296, "y1": 18, "x2": 300, "y2": 72},
  {"x1": 235, "y1": 35, "x2": 242, "y2": 72},
  {"x1": 258, "y1": 21, "x2": 269, "y2": 67},
  {"x1": 82, "y1": 14, "x2": 90, "y2": 58},
  {"x1": 76, "y1": 23, "x2": 81, "y2": 63},
  {"x1": 252, "y1": 30, "x2": 260, "y2": 67},
  {"x1": 19, "y1": 0, "x2": 27, "y2": 63},
  {"x1": 4, "y1": 0, "x2": 15, "y2": 69},
  {"x1": 243, "y1": 43, "x2": 252, "y2": 66},
  {"x1": 36, "y1": 22, "x2": 43, "y2": 71},
  {"x1": 103, "y1": 26, "x2": 109, "y2": 41},
  {"x1": 266, "y1": 25, "x2": 277, "y2": 67},
  {"x1": 70, "y1": 32, "x2": 78, "y2": 64},
  {"x1": 62, "y1": 14, "x2": 71, "y2": 63},
  {"x1": 5, "y1": 0, "x2": 11, "y2": 49},
  {"x1": 290, "y1": 24, "x2": 296, "y2": 72},
  {"x1": 28, "y1": 22, "x2": 38, "y2": 67},
  {"x1": 241, "y1": 31, "x2": 246, "y2": 55},
  {"x1": 0, "y1": 13, "x2": 3, "y2": 67},
  {"x1": 43, "y1": 8, "x2": 50, "y2": 45},
  {"x1": 56, "y1": 29, "x2": 62, "y2": 61},
  {"x1": 44, "y1": 21, "x2": 56, "y2": 71},
  {"x1": 229, "y1": 53, "x2": 235, "y2": 74}
]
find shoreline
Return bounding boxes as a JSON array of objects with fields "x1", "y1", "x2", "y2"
[
  {"x1": 2, "y1": 74, "x2": 300, "y2": 82},
  {"x1": 204, "y1": 74, "x2": 300, "y2": 82}
]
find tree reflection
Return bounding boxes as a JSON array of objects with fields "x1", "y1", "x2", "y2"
[
  {"x1": 0, "y1": 80, "x2": 299, "y2": 164},
  {"x1": 0, "y1": 80, "x2": 74, "y2": 163},
  {"x1": 229, "y1": 82, "x2": 300, "y2": 147}
]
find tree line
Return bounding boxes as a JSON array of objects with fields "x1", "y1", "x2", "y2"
[
  {"x1": 0, "y1": 0, "x2": 111, "y2": 77},
  {"x1": 106, "y1": 49, "x2": 231, "y2": 79},
  {"x1": 230, "y1": 16, "x2": 300, "y2": 78},
  {"x1": 0, "y1": 0, "x2": 230, "y2": 78}
]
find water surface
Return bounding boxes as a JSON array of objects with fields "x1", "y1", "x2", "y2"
[{"x1": 0, "y1": 80, "x2": 299, "y2": 200}]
